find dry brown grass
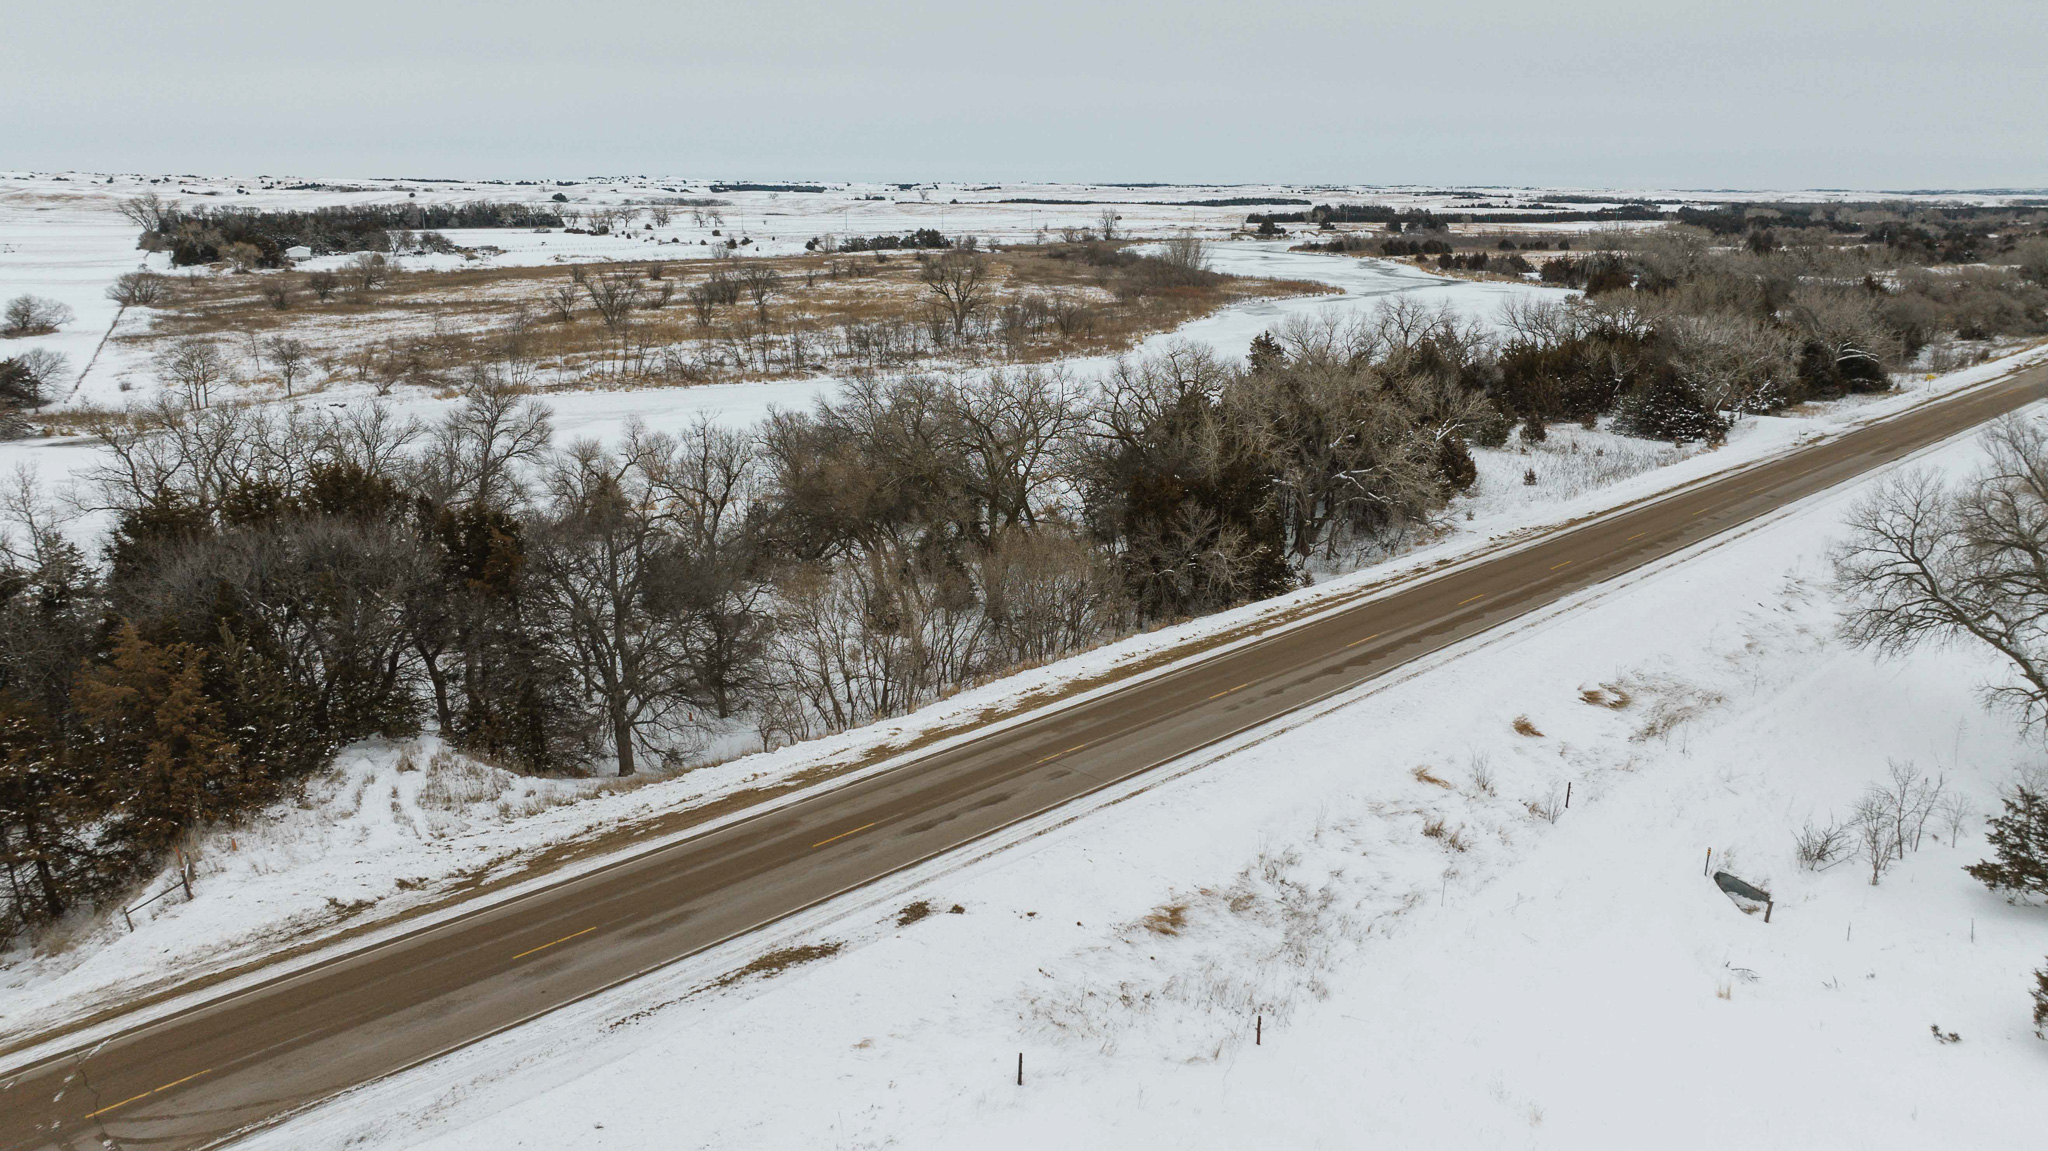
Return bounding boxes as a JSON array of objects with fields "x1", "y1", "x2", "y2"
[
  {"x1": 708, "y1": 941, "x2": 845, "y2": 990},
  {"x1": 1412, "y1": 765, "x2": 1453, "y2": 788},
  {"x1": 1141, "y1": 901, "x2": 1190, "y2": 936},
  {"x1": 1578, "y1": 685, "x2": 1634, "y2": 709},
  {"x1": 120, "y1": 244, "x2": 1328, "y2": 391},
  {"x1": 1512, "y1": 715, "x2": 1544, "y2": 737}
]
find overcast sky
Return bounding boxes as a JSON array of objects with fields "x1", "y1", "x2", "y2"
[{"x1": 8, "y1": 0, "x2": 2044, "y2": 189}]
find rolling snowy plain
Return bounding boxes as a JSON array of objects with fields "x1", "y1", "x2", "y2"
[{"x1": 3, "y1": 173, "x2": 2046, "y2": 1148}]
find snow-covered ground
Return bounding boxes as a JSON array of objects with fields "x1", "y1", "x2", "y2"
[
  {"x1": 4, "y1": 341, "x2": 2040, "y2": 1063},
  {"x1": 6, "y1": 176, "x2": 2048, "y2": 1139},
  {"x1": 234, "y1": 356, "x2": 2048, "y2": 1151}
]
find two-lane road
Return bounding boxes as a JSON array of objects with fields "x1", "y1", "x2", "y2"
[{"x1": 4, "y1": 363, "x2": 2043, "y2": 1150}]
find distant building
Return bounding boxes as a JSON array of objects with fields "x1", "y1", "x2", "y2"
[{"x1": 284, "y1": 245, "x2": 312, "y2": 261}]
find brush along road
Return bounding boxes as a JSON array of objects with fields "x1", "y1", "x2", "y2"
[{"x1": 4, "y1": 363, "x2": 2044, "y2": 1151}]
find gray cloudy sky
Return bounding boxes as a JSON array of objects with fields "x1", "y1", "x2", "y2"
[{"x1": 8, "y1": 0, "x2": 2044, "y2": 188}]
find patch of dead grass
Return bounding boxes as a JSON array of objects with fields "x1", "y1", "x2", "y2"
[
  {"x1": 1578, "y1": 684, "x2": 1633, "y2": 709},
  {"x1": 1141, "y1": 902, "x2": 1190, "y2": 936},
  {"x1": 708, "y1": 941, "x2": 845, "y2": 990}
]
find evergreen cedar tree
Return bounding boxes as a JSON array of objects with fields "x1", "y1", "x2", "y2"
[{"x1": 1967, "y1": 788, "x2": 2048, "y2": 898}]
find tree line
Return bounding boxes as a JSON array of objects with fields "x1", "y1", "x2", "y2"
[
  {"x1": 0, "y1": 301, "x2": 1502, "y2": 937},
  {"x1": 120, "y1": 195, "x2": 565, "y2": 268}
]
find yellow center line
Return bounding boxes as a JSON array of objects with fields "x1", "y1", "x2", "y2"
[
  {"x1": 1549, "y1": 560, "x2": 1573, "y2": 570},
  {"x1": 1691, "y1": 508, "x2": 1708, "y2": 516},
  {"x1": 1206, "y1": 683, "x2": 1252, "y2": 700},
  {"x1": 85, "y1": 1069, "x2": 213, "y2": 1119},
  {"x1": 1345, "y1": 632, "x2": 1382, "y2": 648},
  {"x1": 811, "y1": 821, "x2": 877, "y2": 849},
  {"x1": 1626, "y1": 531, "x2": 1647, "y2": 541},
  {"x1": 1034, "y1": 743, "x2": 1089, "y2": 764},
  {"x1": 511, "y1": 926, "x2": 595, "y2": 960},
  {"x1": 1457, "y1": 593, "x2": 1484, "y2": 606}
]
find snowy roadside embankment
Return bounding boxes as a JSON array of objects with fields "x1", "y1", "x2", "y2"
[{"x1": 248, "y1": 362, "x2": 2048, "y2": 1151}]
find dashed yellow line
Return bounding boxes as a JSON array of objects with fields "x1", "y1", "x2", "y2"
[
  {"x1": 1626, "y1": 531, "x2": 1647, "y2": 541},
  {"x1": 1034, "y1": 744, "x2": 1088, "y2": 764},
  {"x1": 1206, "y1": 683, "x2": 1252, "y2": 700},
  {"x1": 1345, "y1": 632, "x2": 1382, "y2": 648},
  {"x1": 1457, "y1": 594, "x2": 1484, "y2": 606},
  {"x1": 84, "y1": 1069, "x2": 213, "y2": 1119},
  {"x1": 512, "y1": 926, "x2": 595, "y2": 960},
  {"x1": 810, "y1": 822, "x2": 877, "y2": 849},
  {"x1": 1549, "y1": 560, "x2": 1573, "y2": 570}
]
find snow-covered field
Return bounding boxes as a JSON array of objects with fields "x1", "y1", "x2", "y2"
[
  {"x1": 0, "y1": 172, "x2": 1577, "y2": 511},
  {"x1": 235, "y1": 362, "x2": 2048, "y2": 1151},
  {"x1": 6, "y1": 175, "x2": 2048, "y2": 1145}
]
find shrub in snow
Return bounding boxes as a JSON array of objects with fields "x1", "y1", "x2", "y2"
[
  {"x1": 1794, "y1": 816, "x2": 1851, "y2": 870},
  {"x1": 1966, "y1": 786, "x2": 2048, "y2": 899}
]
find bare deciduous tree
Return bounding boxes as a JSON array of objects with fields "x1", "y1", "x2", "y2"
[
  {"x1": 344, "y1": 253, "x2": 390, "y2": 293},
  {"x1": 115, "y1": 192, "x2": 174, "y2": 232},
  {"x1": 418, "y1": 376, "x2": 554, "y2": 511},
  {"x1": 737, "y1": 265, "x2": 782, "y2": 321},
  {"x1": 267, "y1": 337, "x2": 310, "y2": 396},
  {"x1": 543, "y1": 281, "x2": 580, "y2": 323},
  {"x1": 583, "y1": 270, "x2": 642, "y2": 333},
  {"x1": 919, "y1": 249, "x2": 990, "y2": 340},
  {"x1": 532, "y1": 426, "x2": 701, "y2": 774},
  {"x1": 1834, "y1": 417, "x2": 2048, "y2": 727},
  {"x1": 154, "y1": 339, "x2": 229, "y2": 409},
  {"x1": 106, "y1": 271, "x2": 169, "y2": 308},
  {"x1": 3, "y1": 296, "x2": 75, "y2": 337}
]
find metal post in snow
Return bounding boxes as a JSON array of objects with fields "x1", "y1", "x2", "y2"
[
  {"x1": 1565, "y1": 782, "x2": 1572, "y2": 809},
  {"x1": 1256, "y1": 1015, "x2": 1262, "y2": 1045},
  {"x1": 1016, "y1": 1052, "x2": 1023, "y2": 1086},
  {"x1": 1764, "y1": 899, "x2": 1773, "y2": 924},
  {"x1": 1703, "y1": 847, "x2": 1712, "y2": 877}
]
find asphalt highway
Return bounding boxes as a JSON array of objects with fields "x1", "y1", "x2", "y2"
[{"x1": 3, "y1": 362, "x2": 2043, "y2": 1150}]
